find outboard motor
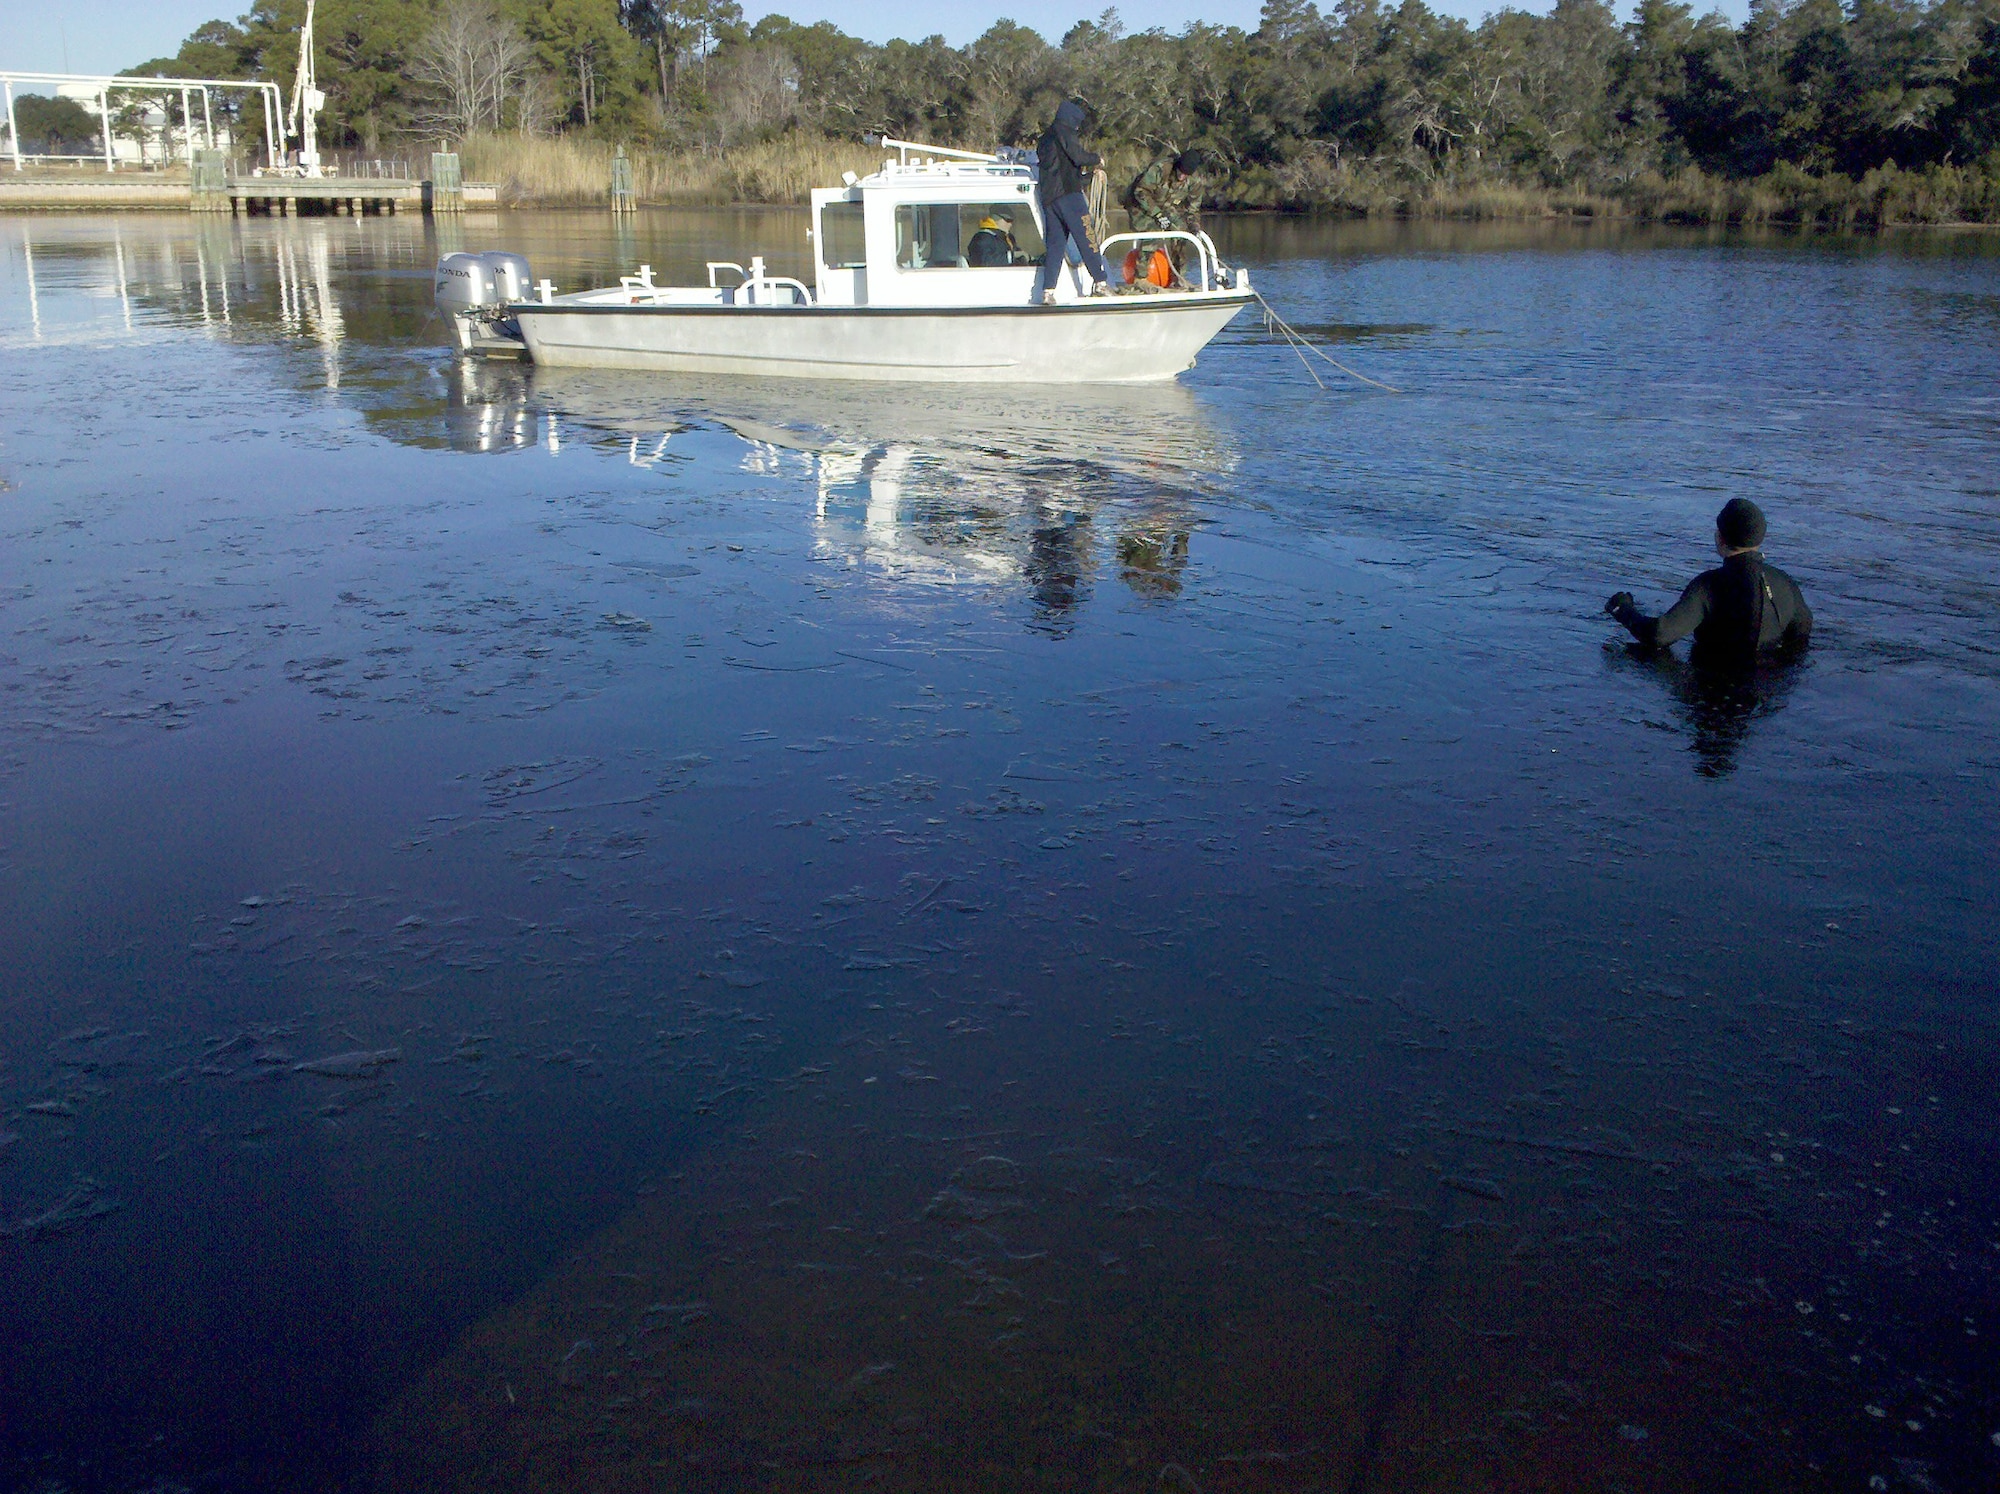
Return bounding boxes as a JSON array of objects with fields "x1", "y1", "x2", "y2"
[
  {"x1": 435, "y1": 250, "x2": 532, "y2": 358},
  {"x1": 484, "y1": 251, "x2": 532, "y2": 303}
]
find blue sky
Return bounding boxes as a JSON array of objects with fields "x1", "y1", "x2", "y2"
[{"x1": 4, "y1": 0, "x2": 1751, "y2": 86}]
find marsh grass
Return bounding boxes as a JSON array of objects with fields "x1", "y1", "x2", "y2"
[
  {"x1": 1620, "y1": 162, "x2": 2000, "y2": 226},
  {"x1": 458, "y1": 130, "x2": 2000, "y2": 227},
  {"x1": 1252, "y1": 150, "x2": 2000, "y2": 225},
  {"x1": 462, "y1": 132, "x2": 884, "y2": 205}
]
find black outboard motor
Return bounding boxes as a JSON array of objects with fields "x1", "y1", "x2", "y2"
[{"x1": 435, "y1": 251, "x2": 533, "y2": 357}]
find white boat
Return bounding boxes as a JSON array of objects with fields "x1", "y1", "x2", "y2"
[{"x1": 434, "y1": 139, "x2": 1254, "y2": 384}]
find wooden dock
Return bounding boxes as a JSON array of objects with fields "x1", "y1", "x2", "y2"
[
  {"x1": 0, "y1": 171, "x2": 496, "y2": 214},
  {"x1": 0, "y1": 177, "x2": 193, "y2": 210},
  {"x1": 199, "y1": 176, "x2": 424, "y2": 214}
]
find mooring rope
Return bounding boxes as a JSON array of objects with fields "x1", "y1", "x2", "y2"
[{"x1": 1254, "y1": 290, "x2": 1402, "y2": 394}]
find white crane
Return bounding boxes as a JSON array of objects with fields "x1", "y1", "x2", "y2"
[{"x1": 287, "y1": 0, "x2": 325, "y2": 177}]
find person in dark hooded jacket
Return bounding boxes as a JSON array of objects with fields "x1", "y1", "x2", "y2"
[
  {"x1": 1605, "y1": 498, "x2": 1812, "y2": 660},
  {"x1": 1035, "y1": 99, "x2": 1109, "y2": 304}
]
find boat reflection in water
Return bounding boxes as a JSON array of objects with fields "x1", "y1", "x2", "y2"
[
  {"x1": 441, "y1": 359, "x2": 545, "y2": 456},
  {"x1": 439, "y1": 360, "x2": 1230, "y2": 623}
]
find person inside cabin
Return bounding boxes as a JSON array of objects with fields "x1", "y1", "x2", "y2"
[
  {"x1": 968, "y1": 209, "x2": 1023, "y2": 267},
  {"x1": 1605, "y1": 498, "x2": 1813, "y2": 661},
  {"x1": 1036, "y1": 99, "x2": 1111, "y2": 304}
]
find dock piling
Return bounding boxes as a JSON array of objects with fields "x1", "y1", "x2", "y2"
[
  {"x1": 191, "y1": 150, "x2": 228, "y2": 211},
  {"x1": 429, "y1": 151, "x2": 463, "y2": 214},
  {"x1": 611, "y1": 144, "x2": 636, "y2": 213}
]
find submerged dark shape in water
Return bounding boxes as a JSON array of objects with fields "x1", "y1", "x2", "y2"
[
  {"x1": 1610, "y1": 643, "x2": 1808, "y2": 778},
  {"x1": 295, "y1": 1048, "x2": 404, "y2": 1079},
  {"x1": 1, "y1": 1177, "x2": 121, "y2": 1240}
]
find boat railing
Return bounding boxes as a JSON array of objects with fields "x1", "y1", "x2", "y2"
[
  {"x1": 743, "y1": 276, "x2": 812, "y2": 306},
  {"x1": 1097, "y1": 230, "x2": 1226, "y2": 292},
  {"x1": 707, "y1": 257, "x2": 811, "y2": 306}
]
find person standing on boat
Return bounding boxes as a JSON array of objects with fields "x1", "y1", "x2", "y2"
[
  {"x1": 1036, "y1": 100, "x2": 1111, "y2": 305},
  {"x1": 1124, "y1": 149, "x2": 1206, "y2": 236},
  {"x1": 1122, "y1": 148, "x2": 1207, "y2": 287},
  {"x1": 1605, "y1": 499, "x2": 1813, "y2": 659}
]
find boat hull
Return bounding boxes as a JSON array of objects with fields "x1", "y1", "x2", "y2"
[{"x1": 510, "y1": 294, "x2": 1253, "y2": 383}]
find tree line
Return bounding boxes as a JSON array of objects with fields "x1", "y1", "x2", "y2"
[{"x1": 123, "y1": 0, "x2": 2000, "y2": 214}]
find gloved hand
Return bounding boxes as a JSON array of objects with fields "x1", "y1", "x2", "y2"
[{"x1": 1603, "y1": 591, "x2": 1634, "y2": 617}]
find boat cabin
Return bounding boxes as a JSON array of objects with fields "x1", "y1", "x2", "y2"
[{"x1": 809, "y1": 142, "x2": 1057, "y2": 308}]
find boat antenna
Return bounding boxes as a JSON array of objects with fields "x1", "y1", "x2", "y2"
[{"x1": 876, "y1": 137, "x2": 999, "y2": 166}]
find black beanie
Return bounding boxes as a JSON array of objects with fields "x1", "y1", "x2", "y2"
[{"x1": 1717, "y1": 497, "x2": 1767, "y2": 549}]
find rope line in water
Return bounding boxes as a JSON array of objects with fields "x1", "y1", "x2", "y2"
[{"x1": 1255, "y1": 291, "x2": 1402, "y2": 394}]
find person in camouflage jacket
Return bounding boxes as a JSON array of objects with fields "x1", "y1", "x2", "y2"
[{"x1": 1123, "y1": 149, "x2": 1208, "y2": 234}]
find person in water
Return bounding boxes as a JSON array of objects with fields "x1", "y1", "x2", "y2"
[
  {"x1": 1605, "y1": 498, "x2": 1812, "y2": 658},
  {"x1": 1036, "y1": 99, "x2": 1110, "y2": 304}
]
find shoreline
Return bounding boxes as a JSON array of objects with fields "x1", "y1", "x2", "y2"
[
  {"x1": 4, "y1": 146, "x2": 1996, "y2": 233},
  {"x1": 5, "y1": 194, "x2": 1995, "y2": 235}
]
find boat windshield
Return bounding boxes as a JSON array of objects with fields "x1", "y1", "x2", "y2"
[
  {"x1": 819, "y1": 202, "x2": 866, "y2": 269},
  {"x1": 895, "y1": 203, "x2": 1044, "y2": 269}
]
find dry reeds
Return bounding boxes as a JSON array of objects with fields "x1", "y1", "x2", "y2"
[
  {"x1": 453, "y1": 129, "x2": 2000, "y2": 227},
  {"x1": 460, "y1": 132, "x2": 884, "y2": 205},
  {"x1": 1616, "y1": 163, "x2": 2000, "y2": 227},
  {"x1": 1248, "y1": 158, "x2": 2000, "y2": 226}
]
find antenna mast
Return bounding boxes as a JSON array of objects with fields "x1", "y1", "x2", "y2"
[{"x1": 288, "y1": 0, "x2": 324, "y2": 177}]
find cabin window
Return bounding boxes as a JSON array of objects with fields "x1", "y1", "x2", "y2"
[
  {"x1": 894, "y1": 203, "x2": 1044, "y2": 269},
  {"x1": 819, "y1": 202, "x2": 867, "y2": 270}
]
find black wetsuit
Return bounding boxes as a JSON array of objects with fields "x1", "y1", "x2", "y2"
[{"x1": 1611, "y1": 550, "x2": 1812, "y2": 659}]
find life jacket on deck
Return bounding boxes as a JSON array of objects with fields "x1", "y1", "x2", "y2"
[{"x1": 1122, "y1": 248, "x2": 1174, "y2": 287}]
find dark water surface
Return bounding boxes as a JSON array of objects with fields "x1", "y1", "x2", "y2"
[{"x1": 2, "y1": 209, "x2": 1998, "y2": 1493}]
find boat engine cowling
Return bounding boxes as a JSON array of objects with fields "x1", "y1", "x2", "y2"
[
  {"x1": 484, "y1": 252, "x2": 533, "y2": 303},
  {"x1": 435, "y1": 251, "x2": 533, "y2": 355}
]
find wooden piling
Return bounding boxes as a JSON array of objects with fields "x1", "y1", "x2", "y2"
[
  {"x1": 428, "y1": 152, "x2": 463, "y2": 214},
  {"x1": 611, "y1": 144, "x2": 636, "y2": 213}
]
